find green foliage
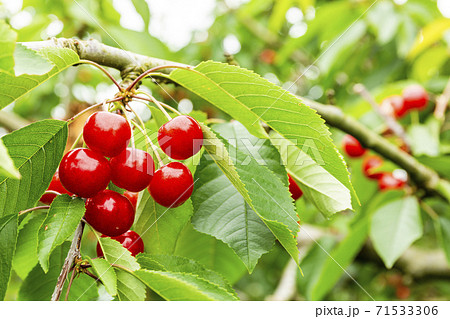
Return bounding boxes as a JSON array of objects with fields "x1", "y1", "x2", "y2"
[
  {"x1": 0, "y1": 120, "x2": 68, "y2": 218},
  {"x1": 0, "y1": 20, "x2": 17, "y2": 74},
  {"x1": 115, "y1": 269, "x2": 146, "y2": 301},
  {"x1": 87, "y1": 257, "x2": 117, "y2": 296},
  {"x1": 0, "y1": 139, "x2": 20, "y2": 179},
  {"x1": 38, "y1": 195, "x2": 86, "y2": 272},
  {"x1": 98, "y1": 237, "x2": 140, "y2": 272},
  {"x1": 0, "y1": 214, "x2": 18, "y2": 300}
]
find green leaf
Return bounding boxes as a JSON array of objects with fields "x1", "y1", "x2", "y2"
[
  {"x1": 169, "y1": 61, "x2": 355, "y2": 202},
  {"x1": 438, "y1": 217, "x2": 450, "y2": 264},
  {"x1": 13, "y1": 44, "x2": 54, "y2": 76},
  {"x1": 195, "y1": 124, "x2": 299, "y2": 269},
  {"x1": 135, "y1": 269, "x2": 239, "y2": 301},
  {"x1": 115, "y1": 268, "x2": 146, "y2": 301},
  {"x1": 268, "y1": 0, "x2": 293, "y2": 33},
  {"x1": 0, "y1": 47, "x2": 79, "y2": 110},
  {"x1": 0, "y1": 120, "x2": 68, "y2": 218},
  {"x1": 174, "y1": 224, "x2": 247, "y2": 284},
  {"x1": 0, "y1": 20, "x2": 17, "y2": 75},
  {"x1": 408, "y1": 18, "x2": 450, "y2": 59},
  {"x1": 0, "y1": 213, "x2": 18, "y2": 300},
  {"x1": 0, "y1": 139, "x2": 20, "y2": 179},
  {"x1": 270, "y1": 131, "x2": 352, "y2": 217},
  {"x1": 408, "y1": 118, "x2": 440, "y2": 157},
  {"x1": 62, "y1": 273, "x2": 99, "y2": 301},
  {"x1": 134, "y1": 191, "x2": 193, "y2": 255},
  {"x1": 13, "y1": 211, "x2": 47, "y2": 279},
  {"x1": 18, "y1": 242, "x2": 69, "y2": 301},
  {"x1": 137, "y1": 254, "x2": 236, "y2": 296},
  {"x1": 98, "y1": 237, "x2": 140, "y2": 271},
  {"x1": 370, "y1": 197, "x2": 422, "y2": 268},
  {"x1": 87, "y1": 256, "x2": 117, "y2": 296},
  {"x1": 131, "y1": 0, "x2": 150, "y2": 27},
  {"x1": 38, "y1": 195, "x2": 85, "y2": 272}
]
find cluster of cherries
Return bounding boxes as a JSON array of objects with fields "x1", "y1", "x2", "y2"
[
  {"x1": 40, "y1": 111, "x2": 203, "y2": 257},
  {"x1": 379, "y1": 84, "x2": 429, "y2": 118},
  {"x1": 342, "y1": 134, "x2": 406, "y2": 191}
]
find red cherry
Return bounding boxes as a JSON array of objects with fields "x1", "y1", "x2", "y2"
[
  {"x1": 362, "y1": 155, "x2": 384, "y2": 180},
  {"x1": 96, "y1": 230, "x2": 144, "y2": 257},
  {"x1": 288, "y1": 174, "x2": 303, "y2": 201},
  {"x1": 395, "y1": 285, "x2": 410, "y2": 300},
  {"x1": 378, "y1": 172, "x2": 406, "y2": 191},
  {"x1": 381, "y1": 95, "x2": 407, "y2": 118},
  {"x1": 158, "y1": 115, "x2": 203, "y2": 160},
  {"x1": 123, "y1": 191, "x2": 138, "y2": 209},
  {"x1": 148, "y1": 162, "x2": 194, "y2": 208},
  {"x1": 59, "y1": 148, "x2": 111, "y2": 198},
  {"x1": 260, "y1": 49, "x2": 276, "y2": 64},
  {"x1": 342, "y1": 135, "x2": 366, "y2": 158},
  {"x1": 402, "y1": 84, "x2": 429, "y2": 110},
  {"x1": 83, "y1": 111, "x2": 131, "y2": 157},
  {"x1": 110, "y1": 148, "x2": 154, "y2": 192},
  {"x1": 85, "y1": 190, "x2": 135, "y2": 237},
  {"x1": 40, "y1": 171, "x2": 73, "y2": 204}
]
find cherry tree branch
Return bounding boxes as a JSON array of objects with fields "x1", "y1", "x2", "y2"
[{"x1": 51, "y1": 221, "x2": 85, "y2": 301}]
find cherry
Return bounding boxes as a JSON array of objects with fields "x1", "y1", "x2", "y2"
[
  {"x1": 342, "y1": 135, "x2": 366, "y2": 158},
  {"x1": 402, "y1": 84, "x2": 428, "y2": 110},
  {"x1": 362, "y1": 155, "x2": 384, "y2": 180},
  {"x1": 381, "y1": 95, "x2": 407, "y2": 118},
  {"x1": 40, "y1": 171, "x2": 73, "y2": 204},
  {"x1": 83, "y1": 111, "x2": 131, "y2": 157},
  {"x1": 395, "y1": 285, "x2": 410, "y2": 300},
  {"x1": 59, "y1": 148, "x2": 111, "y2": 198},
  {"x1": 110, "y1": 148, "x2": 154, "y2": 192},
  {"x1": 84, "y1": 190, "x2": 135, "y2": 237},
  {"x1": 123, "y1": 191, "x2": 138, "y2": 209},
  {"x1": 260, "y1": 49, "x2": 276, "y2": 64},
  {"x1": 96, "y1": 230, "x2": 144, "y2": 257},
  {"x1": 288, "y1": 174, "x2": 303, "y2": 201},
  {"x1": 148, "y1": 162, "x2": 194, "y2": 208},
  {"x1": 378, "y1": 172, "x2": 406, "y2": 191},
  {"x1": 158, "y1": 115, "x2": 203, "y2": 160}
]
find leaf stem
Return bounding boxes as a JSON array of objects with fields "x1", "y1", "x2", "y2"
[
  {"x1": 78, "y1": 60, "x2": 122, "y2": 91},
  {"x1": 18, "y1": 205, "x2": 50, "y2": 216}
]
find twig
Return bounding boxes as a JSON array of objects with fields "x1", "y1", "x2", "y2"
[
  {"x1": 51, "y1": 221, "x2": 85, "y2": 301},
  {"x1": 353, "y1": 83, "x2": 410, "y2": 148},
  {"x1": 64, "y1": 269, "x2": 77, "y2": 301},
  {"x1": 434, "y1": 77, "x2": 450, "y2": 120},
  {"x1": 18, "y1": 205, "x2": 50, "y2": 216}
]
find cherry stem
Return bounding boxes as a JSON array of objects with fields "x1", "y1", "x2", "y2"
[
  {"x1": 133, "y1": 92, "x2": 172, "y2": 120},
  {"x1": 134, "y1": 94, "x2": 181, "y2": 116},
  {"x1": 118, "y1": 104, "x2": 135, "y2": 148},
  {"x1": 125, "y1": 65, "x2": 191, "y2": 92},
  {"x1": 18, "y1": 205, "x2": 50, "y2": 216},
  {"x1": 83, "y1": 269, "x2": 102, "y2": 283},
  {"x1": 130, "y1": 117, "x2": 164, "y2": 168},
  {"x1": 70, "y1": 131, "x2": 83, "y2": 150},
  {"x1": 43, "y1": 190, "x2": 61, "y2": 197},
  {"x1": 78, "y1": 60, "x2": 122, "y2": 91},
  {"x1": 67, "y1": 97, "x2": 124, "y2": 124}
]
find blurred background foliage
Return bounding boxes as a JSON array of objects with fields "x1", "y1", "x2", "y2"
[{"x1": 1, "y1": 0, "x2": 450, "y2": 301}]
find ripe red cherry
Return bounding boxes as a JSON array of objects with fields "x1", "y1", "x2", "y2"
[
  {"x1": 378, "y1": 172, "x2": 406, "y2": 191},
  {"x1": 158, "y1": 115, "x2": 203, "y2": 160},
  {"x1": 83, "y1": 111, "x2": 131, "y2": 157},
  {"x1": 123, "y1": 191, "x2": 138, "y2": 209},
  {"x1": 110, "y1": 148, "x2": 154, "y2": 192},
  {"x1": 342, "y1": 135, "x2": 366, "y2": 158},
  {"x1": 148, "y1": 162, "x2": 194, "y2": 208},
  {"x1": 260, "y1": 49, "x2": 276, "y2": 64},
  {"x1": 59, "y1": 148, "x2": 111, "y2": 198},
  {"x1": 288, "y1": 174, "x2": 303, "y2": 201},
  {"x1": 85, "y1": 190, "x2": 135, "y2": 237},
  {"x1": 362, "y1": 155, "x2": 384, "y2": 180},
  {"x1": 40, "y1": 171, "x2": 73, "y2": 204},
  {"x1": 96, "y1": 230, "x2": 144, "y2": 257},
  {"x1": 402, "y1": 84, "x2": 428, "y2": 110},
  {"x1": 381, "y1": 95, "x2": 407, "y2": 118}
]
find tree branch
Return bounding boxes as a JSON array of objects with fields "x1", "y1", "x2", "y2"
[
  {"x1": 51, "y1": 221, "x2": 85, "y2": 301},
  {"x1": 20, "y1": 38, "x2": 450, "y2": 202}
]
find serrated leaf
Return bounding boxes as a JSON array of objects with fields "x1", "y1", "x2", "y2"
[
  {"x1": 87, "y1": 256, "x2": 117, "y2": 296},
  {"x1": 13, "y1": 211, "x2": 47, "y2": 279},
  {"x1": 270, "y1": 131, "x2": 352, "y2": 217},
  {"x1": 0, "y1": 120, "x2": 68, "y2": 218},
  {"x1": 18, "y1": 242, "x2": 69, "y2": 301},
  {"x1": 13, "y1": 44, "x2": 54, "y2": 76},
  {"x1": 174, "y1": 224, "x2": 247, "y2": 284},
  {"x1": 38, "y1": 195, "x2": 85, "y2": 272},
  {"x1": 0, "y1": 139, "x2": 20, "y2": 179},
  {"x1": 134, "y1": 191, "x2": 193, "y2": 255},
  {"x1": 170, "y1": 61, "x2": 355, "y2": 203},
  {"x1": 0, "y1": 213, "x2": 18, "y2": 300},
  {"x1": 115, "y1": 268, "x2": 146, "y2": 301},
  {"x1": 62, "y1": 273, "x2": 99, "y2": 301},
  {"x1": 0, "y1": 20, "x2": 17, "y2": 75},
  {"x1": 370, "y1": 197, "x2": 422, "y2": 268},
  {"x1": 0, "y1": 47, "x2": 79, "y2": 110},
  {"x1": 135, "y1": 269, "x2": 238, "y2": 301},
  {"x1": 137, "y1": 254, "x2": 236, "y2": 296},
  {"x1": 98, "y1": 237, "x2": 140, "y2": 271},
  {"x1": 196, "y1": 124, "x2": 299, "y2": 268}
]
